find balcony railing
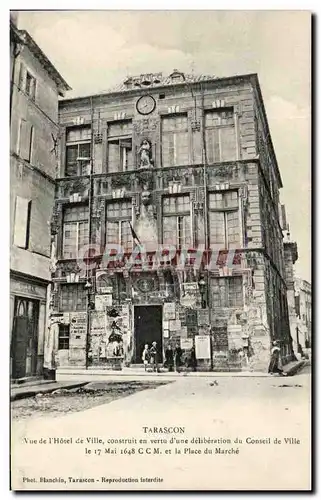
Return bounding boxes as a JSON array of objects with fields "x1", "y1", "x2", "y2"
[{"x1": 55, "y1": 160, "x2": 252, "y2": 200}]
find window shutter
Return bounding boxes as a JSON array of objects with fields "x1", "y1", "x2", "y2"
[
  {"x1": 18, "y1": 62, "x2": 25, "y2": 90},
  {"x1": 19, "y1": 120, "x2": 32, "y2": 161},
  {"x1": 13, "y1": 197, "x2": 31, "y2": 248}
]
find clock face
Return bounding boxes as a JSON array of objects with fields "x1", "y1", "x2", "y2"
[{"x1": 136, "y1": 95, "x2": 156, "y2": 115}]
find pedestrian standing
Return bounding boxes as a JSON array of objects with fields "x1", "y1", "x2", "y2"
[
  {"x1": 141, "y1": 344, "x2": 150, "y2": 371},
  {"x1": 149, "y1": 341, "x2": 160, "y2": 373},
  {"x1": 268, "y1": 340, "x2": 287, "y2": 376},
  {"x1": 174, "y1": 344, "x2": 183, "y2": 373},
  {"x1": 189, "y1": 345, "x2": 197, "y2": 372},
  {"x1": 164, "y1": 344, "x2": 174, "y2": 372}
]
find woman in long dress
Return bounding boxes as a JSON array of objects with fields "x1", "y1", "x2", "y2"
[{"x1": 268, "y1": 341, "x2": 287, "y2": 376}]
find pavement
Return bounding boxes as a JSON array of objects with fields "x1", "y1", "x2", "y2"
[
  {"x1": 10, "y1": 359, "x2": 306, "y2": 401},
  {"x1": 10, "y1": 381, "x2": 88, "y2": 402},
  {"x1": 11, "y1": 363, "x2": 311, "y2": 491}
]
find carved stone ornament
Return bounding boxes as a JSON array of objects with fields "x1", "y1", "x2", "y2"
[
  {"x1": 64, "y1": 261, "x2": 81, "y2": 274},
  {"x1": 50, "y1": 203, "x2": 63, "y2": 236},
  {"x1": 136, "y1": 169, "x2": 153, "y2": 190},
  {"x1": 134, "y1": 118, "x2": 158, "y2": 135},
  {"x1": 111, "y1": 173, "x2": 134, "y2": 190},
  {"x1": 91, "y1": 198, "x2": 105, "y2": 219},
  {"x1": 58, "y1": 178, "x2": 90, "y2": 199},
  {"x1": 138, "y1": 139, "x2": 153, "y2": 169}
]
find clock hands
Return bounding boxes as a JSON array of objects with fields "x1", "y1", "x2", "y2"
[{"x1": 137, "y1": 95, "x2": 155, "y2": 114}]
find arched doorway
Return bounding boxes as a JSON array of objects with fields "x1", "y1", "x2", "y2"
[{"x1": 11, "y1": 297, "x2": 39, "y2": 379}]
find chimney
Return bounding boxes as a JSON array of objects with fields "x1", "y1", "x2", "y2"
[{"x1": 10, "y1": 11, "x2": 19, "y2": 27}]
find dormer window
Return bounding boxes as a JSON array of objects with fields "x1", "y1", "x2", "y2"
[{"x1": 170, "y1": 70, "x2": 185, "y2": 83}]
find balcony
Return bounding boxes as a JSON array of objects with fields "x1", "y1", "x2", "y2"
[{"x1": 55, "y1": 160, "x2": 252, "y2": 200}]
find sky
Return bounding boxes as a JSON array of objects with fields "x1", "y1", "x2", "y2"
[{"x1": 15, "y1": 10, "x2": 311, "y2": 282}]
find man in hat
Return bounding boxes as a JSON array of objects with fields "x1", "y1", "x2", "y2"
[{"x1": 149, "y1": 341, "x2": 160, "y2": 373}]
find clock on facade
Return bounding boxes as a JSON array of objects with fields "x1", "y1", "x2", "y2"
[{"x1": 136, "y1": 95, "x2": 156, "y2": 115}]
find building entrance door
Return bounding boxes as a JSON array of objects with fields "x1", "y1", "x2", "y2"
[
  {"x1": 11, "y1": 297, "x2": 39, "y2": 379},
  {"x1": 134, "y1": 306, "x2": 163, "y2": 363}
]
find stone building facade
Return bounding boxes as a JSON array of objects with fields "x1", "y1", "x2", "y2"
[
  {"x1": 294, "y1": 278, "x2": 312, "y2": 353},
  {"x1": 10, "y1": 15, "x2": 70, "y2": 379},
  {"x1": 48, "y1": 70, "x2": 295, "y2": 377}
]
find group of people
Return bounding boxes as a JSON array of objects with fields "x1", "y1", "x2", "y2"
[{"x1": 142, "y1": 342, "x2": 197, "y2": 373}]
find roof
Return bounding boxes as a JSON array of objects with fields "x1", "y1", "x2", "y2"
[
  {"x1": 17, "y1": 29, "x2": 71, "y2": 96},
  {"x1": 106, "y1": 70, "x2": 217, "y2": 93},
  {"x1": 60, "y1": 70, "x2": 253, "y2": 104}
]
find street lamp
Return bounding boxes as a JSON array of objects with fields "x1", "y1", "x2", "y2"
[{"x1": 198, "y1": 275, "x2": 207, "y2": 309}]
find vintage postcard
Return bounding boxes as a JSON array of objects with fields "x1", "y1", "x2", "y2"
[{"x1": 10, "y1": 9, "x2": 311, "y2": 491}]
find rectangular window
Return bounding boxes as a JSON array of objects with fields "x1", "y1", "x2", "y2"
[
  {"x1": 65, "y1": 126, "x2": 91, "y2": 177},
  {"x1": 107, "y1": 121, "x2": 133, "y2": 172},
  {"x1": 58, "y1": 324, "x2": 70, "y2": 349},
  {"x1": 60, "y1": 284, "x2": 87, "y2": 312},
  {"x1": 162, "y1": 115, "x2": 189, "y2": 167},
  {"x1": 205, "y1": 108, "x2": 236, "y2": 163},
  {"x1": 19, "y1": 119, "x2": 33, "y2": 162},
  {"x1": 25, "y1": 71, "x2": 36, "y2": 101},
  {"x1": 162, "y1": 195, "x2": 191, "y2": 248},
  {"x1": 209, "y1": 190, "x2": 240, "y2": 250},
  {"x1": 13, "y1": 196, "x2": 32, "y2": 249},
  {"x1": 106, "y1": 200, "x2": 132, "y2": 252},
  {"x1": 211, "y1": 277, "x2": 243, "y2": 308},
  {"x1": 62, "y1": 205, "x2": 89, "y2": 259}
]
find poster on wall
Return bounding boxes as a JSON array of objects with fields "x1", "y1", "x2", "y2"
[
  {"x1": 197, "y1": 309, "x2": 209, "y2": 326},
  {"x1": 90, "y1": 311, "x2": 106, "y2": 337},
  {"x1": 195, "y1": 335, "x2": 211, "y2": 359},
  {"x1": 180, "y1": 326, "x2": 188, "y2": 337},
  {"x1": 95, "y1": 294, "x2": 112, "y2": 311},
  {"x1": 169, "y1": 319, "x2": 181, "y2": 331},
  {"x1": 163, "y1": 302, "x2": 176, "y2": 320},
  {"x1": 69, "y1": 312, "x2": 87, "y2": 347},
  {"x1": 180, "y1": 338, "x2": 193, "y2": 350}
]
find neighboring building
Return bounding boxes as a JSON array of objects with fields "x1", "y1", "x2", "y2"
[
  {"x1": 48, "y1": 70, "x2": 295, "y2": 378},
  {"x1": 294, "y1": 278, "x2": 312, "y2": 354},
  {"x1": 10, "y1": 15, "x2": 70, "y2": 379},
  {"x1": 280, "y1": 209, "x2": 311, "y2": 359}
]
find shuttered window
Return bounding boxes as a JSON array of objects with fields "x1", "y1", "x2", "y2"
[
  {"x1": 210, "y1": 277, "x2": 243, "y2": 308},
  {"x1": 65, "y1": 126, "x2": 92, "y2": 177},
  {"x1": 19, "y1": 119, "x2": 33, "y2": 162},
  {"x1": 18, "y1": 63, "x2": 37, "y2": 101},
  {"x1": 25, "y1": 71, "x2": 36, "y2": 101},
  {"x1": 162, "y1": 195, "x2": 191, "y2": 248},
  {"x1": 205, "y1": 109, "x2": 236, "y2": 163},
  {"x1": 58, "y1": 324, "x2": 70, "y2": 349},
  {"x1": 60, "y1": 284, "x2": 87, "y2": 312},
  {"x1": 162, "y1": 115, "x2": 189, "y2": 167},
  {"x1": 18, "y1": 62, "x2": 25, "y2": 89},
  {"x1": 62, "y1": 206, "x2": 89, "y2": 259},
  {"x1": 209, "y1": 191, "x2": 240, "y2": 250},
  {"x1": 106, "y1": 201, "x2": 132, "y2": 252},
  {"x1": 13, "y1": 196, "x2": 32, "y2": 249},
  {"x1": 107, "y1": 121, "x2": 133, "y2": 173}
]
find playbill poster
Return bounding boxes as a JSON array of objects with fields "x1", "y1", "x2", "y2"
[{"x1": 10, "y1": 9, "x2": 312, "y2": 492}]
